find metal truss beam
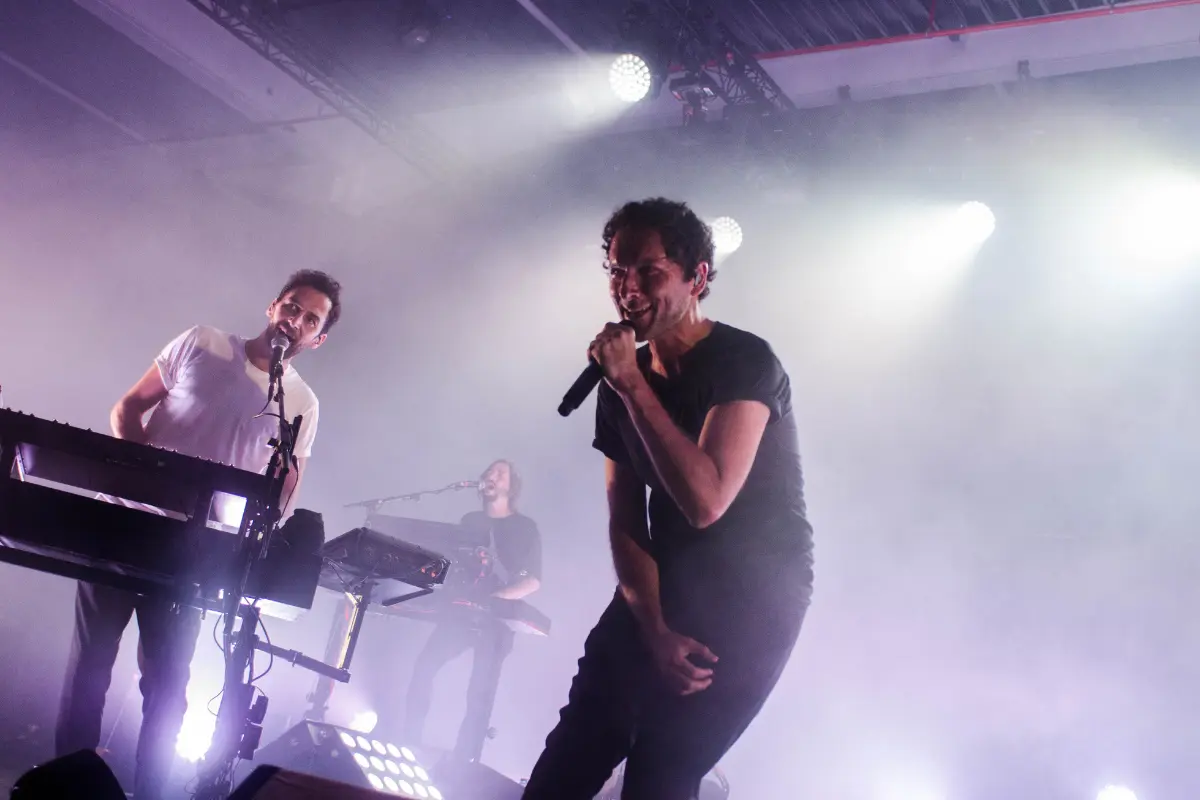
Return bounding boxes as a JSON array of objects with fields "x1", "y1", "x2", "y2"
[
  {"x1": 186, "y1": 0, "x2": 449, "y2": 178},
  {"x1": 656, "y1": 0, "x2": 796, "y2": 115}
]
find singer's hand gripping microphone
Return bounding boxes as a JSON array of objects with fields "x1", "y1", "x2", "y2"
[{"x1": 557, "y1": 321, "x2": 635, "y2": 417}]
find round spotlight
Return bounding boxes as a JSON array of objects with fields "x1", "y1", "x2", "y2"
[
  {"x1": 609, "y1": 54, "x2": 652, "y2": 103},
  {"x1": 952, "y1": 201, "x2": 996, "y2": 245},
  {"x1": 349, "y1": 710, "x2": 378, "y2": 734},
  {"x1": 1113, "y1": 175, "x2": 1200, "y2": 267},
  {"x1": 1097, "y1": 786, "x2": 1138, "y2": 800},
  {"x1": 711, "y1": 216, "x2": 743, "y2": 255},
  {"x1": 175, "y1": 710, "x2": 215, "y2": 763}
]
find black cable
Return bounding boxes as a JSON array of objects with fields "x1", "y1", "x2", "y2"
[
  {"x1": 211, "y1": 612, "x2": 223, "y2": 651},
  {"x1": 250, "y1": 602, "x2": 274, "y2": 682}
]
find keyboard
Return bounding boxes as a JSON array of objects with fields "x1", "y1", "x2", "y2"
[{"x1": 0, "y1": 408, "x2": 319, "y2": 610}]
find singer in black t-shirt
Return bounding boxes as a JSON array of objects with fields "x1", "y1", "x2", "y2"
[
  {"x1": 402, "y1": 459, "x2": 542, "y2": 763},
  {"x1": 522, "y1": 199, "x2": 814, "y2": 800}
]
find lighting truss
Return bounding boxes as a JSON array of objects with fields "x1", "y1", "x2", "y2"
[
  {"x1": 186, "y1": 0, "x2": 449, "y2": 178},
  {"x1": 657, "y1": 0, "x2": 795, "y2": 117}
]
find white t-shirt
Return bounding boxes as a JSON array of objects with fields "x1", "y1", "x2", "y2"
[{"x1": 123, "y1": 325, "x2": 319, "y2": 526}]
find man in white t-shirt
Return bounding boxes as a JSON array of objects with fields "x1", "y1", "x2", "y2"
[{"x1": 54, "y1": 270, "x2": 341, "y2": 800}]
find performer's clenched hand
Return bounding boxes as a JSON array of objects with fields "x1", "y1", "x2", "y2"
[
  {"x1": 647, "y1": 628, "x2": 719, "y2": 696},
  {"x1": 589, "y1": 322, "x2": 643, "y2": 395}
]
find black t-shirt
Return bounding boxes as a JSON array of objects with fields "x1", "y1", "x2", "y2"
[
  {"x1": 458, "y1": 510, "x2": 543, "y2": 591},
  {"x1": 593, "y1": 322, "x2": 813, "y2": 617}
]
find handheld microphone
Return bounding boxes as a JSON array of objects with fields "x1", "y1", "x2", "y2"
[
  {"x1": 269, "y1": 335, "x2": 289, "y2": 379},
  {"x1": 557, "y1": 322, "x2": 634, "y2": 417}
]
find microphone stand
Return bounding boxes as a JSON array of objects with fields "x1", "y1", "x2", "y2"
[
  {"x1": 287, "y1": 481, "x2": 474, "y2": 722},
  {"x1": 343, "y1": 481, "x2": 477, "y2": 522},
  {"x1": 194, "y1": 357, "x2": 299, "y2": 800}
]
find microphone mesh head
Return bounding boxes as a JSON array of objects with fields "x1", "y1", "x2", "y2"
[{"x1": 271, "y1": 335, "x2": 290, "y2": 350}]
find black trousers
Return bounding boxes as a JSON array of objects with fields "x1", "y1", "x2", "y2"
[
  {"x1": 402, "y1": 621, "x2": 516, "y2": 763},
  {"x1": 55, "y1": 581, "x2": 202, "y2": 800},
  {"x1": 522, "y1": 586, "x2": 807, "y2": 800}
]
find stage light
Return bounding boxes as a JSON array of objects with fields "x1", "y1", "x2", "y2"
[
  {"x1": 1097, "y1": 786, "x2": 1138, "y2": 800},
  {"x1": 609, "y1": 54, "x2": 652, "y2": 103},
  {"x1": 175, "y1": 707, "x2": 216, "y2": 763},
  {"x1": 349, "y1": 709, "x2": 378, "y2": 734},
  {"x1": 711, "y1": 216, "x2": 743, "y2": 255},
  {"x1": 904, "y1": 201, "x2": 994, "y2": 270},
  {"x1": 1113, "y1": 174, "x2": 1200, "y2": 267},
  {"x1": 256, "y1": 721, "x2": 443, "y2": 798},
  {"x1": 951, "y1": 201, "x2": 995, "y2": 247},
  {"x1": 345, "y1": 737, "x2": 440, "y2": 797}
]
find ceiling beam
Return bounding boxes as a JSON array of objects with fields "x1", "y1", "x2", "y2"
[
  {"x1": 607, "y1": 0, "x2": 1200, "y2": 134},
  {"x1": 511, "y1": 0, "x2": 588, "y2": 56},
  {"x1": 0, "y1": 47, "x2": 148, "y2": 143}
]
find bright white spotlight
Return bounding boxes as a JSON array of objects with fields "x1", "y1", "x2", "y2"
[
  {"x1": 609, "y1": 54, "x2": 652, "y2": 103},
  {"x1": 175, "y1": 709, "x2": 215, "y2": 763},
  {"x1": 711, "y1": 216, "x2": 743, "y2": 255},
  {"x1": 1097, "y1": 786, "x2": 1138, "y2": 800},
  {"x1": 1114, "y1": 175, "x2": 1200, "y2": 267},
  {"x1": 951, "y1": 201, "x2": 996, "y2": 247},
  {"x1": 349, "y1": 709, "x2": 378, "y2": 734}
]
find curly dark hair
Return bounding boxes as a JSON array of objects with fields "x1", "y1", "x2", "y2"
[
  {"x1": 277, "y1": 269, "x2": 342, "y2": 334},
  {"x1": 601, "y1": 198, "x2": 717, "y2": 301}
]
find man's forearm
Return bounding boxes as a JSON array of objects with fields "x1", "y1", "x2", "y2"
[
  {"x1": 494, "y1": 575, "x2": 540, "y2": 600},
  {"x1": 110, "y1": 401, "x2": 148, "y2": 443},
  {"x1": 610, "y1": 526, "x2": 667, "y2": 637},
  {"x1": 620, "y1": 380, "x2": 721, "y2": 528}
]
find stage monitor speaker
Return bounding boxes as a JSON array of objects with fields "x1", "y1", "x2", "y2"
[
  {"x1": 251, "y1": 720, "x2": 443, "y2": 798},
  {"x1": 231, "y1": 765, "x2": 412, "y2": 798},
  {"x1": 429, "y1": 759, "x2": 524, "y2": 800},
  {"x1": 10, "y1": 749, "x2": 126, "y2": 800}
]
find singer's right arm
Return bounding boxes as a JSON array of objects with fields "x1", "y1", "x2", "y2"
[
  {"x1": 110, "y1": 365, "x2": 168, "y2": 442},
  {"x1": 606, "y1": 457, "x2": 666, "y2": 638}
]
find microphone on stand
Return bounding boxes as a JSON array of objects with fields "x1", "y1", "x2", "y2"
[
  {"x1": 557, "y1": 321, "x2": 634, "y2": 417},
  {"x1": 269, "y1": 335, "x2": 289, "y2": 379},
  {"x1": 448, "y1": 480, "x2": 480, "y2": 489}
]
